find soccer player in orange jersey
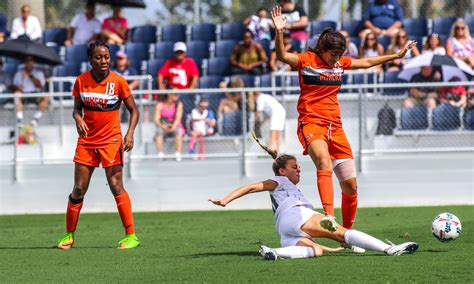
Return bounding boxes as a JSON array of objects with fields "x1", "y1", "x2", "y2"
[
  {"x1": 271, "y1": 7, "x2": 416, "y2": 233},
  {"x1": 57, "y1": 41, "x2": 140, "y2": 250}
]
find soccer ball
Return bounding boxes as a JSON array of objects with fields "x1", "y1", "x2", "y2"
[{"x1": 431, "y1": 213, "x2": 462, "y2": 242}]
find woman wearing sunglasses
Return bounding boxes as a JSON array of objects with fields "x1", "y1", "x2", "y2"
[{"x1": 447, "y1": 19, "x2": 474, "y2": 68}]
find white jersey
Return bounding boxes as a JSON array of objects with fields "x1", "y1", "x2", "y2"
[
  {"x1": 256, "y1": 93, "x2": 285, "y2": 117},
  {"x1": 269, "y1": 176, "x2": 313, "y2": 218}
]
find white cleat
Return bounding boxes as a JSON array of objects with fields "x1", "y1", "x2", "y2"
[
  {"x1": 259, "y1": 245, "x2": 278, "y2": 261},
  {"x1": 320, "y1": 215, "x2": 338, "y2": 232},
  {"x1": 385, "y1": 241, "x2": 419, "y2": 256},
  {"x1": 341, "y1": 243, "x2": 366, "y2": 254}
]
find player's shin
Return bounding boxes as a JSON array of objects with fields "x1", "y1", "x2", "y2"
[
  {"x1": 114, "y1": 191, "x2": 135, "y2": 235},
  {"x1": 341, "y1": 191, "x2": 358, "y2": 229},
  {"x1": 316, "y1": 170, "x2": 335, "y2": 216},
  {"x1": 66, "y1": 194, "x2": 83, "y2": 232},
  {"x1": 344, "y1": 229, "x2": 390, "y2": 252},
  {"x1": 274, "y1": 246, "x2": 316, "y2": 259}
]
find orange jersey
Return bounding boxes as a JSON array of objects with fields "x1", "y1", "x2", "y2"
[
  {"x1": 296, "y1": 52, "x2": 352, "y2": 126},
  {"x1": 72, "y1": 70, "x2": 132, "y2": 148}
]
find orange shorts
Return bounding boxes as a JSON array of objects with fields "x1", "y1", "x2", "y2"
[
  {"x1": 297, "y1": 121, "x2": 353, "y2": 159},
  {"x1": 73, "y1": 143, "x2": 124, "y2": 168}
]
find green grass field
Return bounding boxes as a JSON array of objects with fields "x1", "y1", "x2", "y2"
[{"x1": 0, "y1": 205, "x2": 473, "y2": 283}]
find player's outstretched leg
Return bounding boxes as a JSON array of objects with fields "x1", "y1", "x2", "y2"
[{"x1": 259, "y1": 245, "x2": 316, "y2": 261}]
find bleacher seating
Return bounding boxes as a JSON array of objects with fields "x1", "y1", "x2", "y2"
[
  {"x1": 206, "y1": 57, "x2": 230, "y2": 76},
  {"x1": 220, "y1": 22, "x2": 245, "y2": 41},
  {"x1": 201, "y1": 92, "x2": 224, "y2": 114},
  {"x1": 350, "y1": 36, "x2": 361, "y2": 48},
  {"x1": 131, "y1": 25, "x2": 157, "y2": 44},
  {"x1": 259, "y1": 73, "x2": 282, "y2": 88},
  {"x1": 65, "y1": 44, "x2": 88, "y2": 63},
  {"x1": 403, "y1": 18, "x2": 428, "y2": 37},
  {"x1": 199, "y1": 75, "x2": 223, "y2": 89},
  {"x1": 186, "y1": 41, "x2": 210, "y2": 61},
  {"x1": 378, "y1": 36, "x2": 392, "y2": 51},
  {"x1": 3, "y1": 62, "x2": 18, "y2": 76},
  {"x1": 146, "y1": 58, "x2": 166, "y2": 88},
  {"x1": 231, "y1": 74, "x2": 256, "y2": 87},
  {"x1": 214, "y1": 40, "x2": 238, "y2": 58},
  {"x1": 52, "y1": 63, "x2": 82, "y2": 92},
  {"x1": 108, "y1": 44, "x2": 120, "y2": 60},
  {"x1": 341, "y1": 20, "x2": 363, "y2": 37},
  {"x1": 257, "y1": 39, "x2": 271, "y2": 59},
  {"x1": 307, "y1": 36, "x2": 318, "y2": 49},
  {"x1": 161, "y1": 24, "x2": 186, "y2": 42},
  {"x1": 221, "y1": 111, "x2": 243, "y2": 136},
  {"x1": 291, "y1": 39, "x2": 304, "y2": 52},
  {"x1": 125, "y1": 42, "x2": 150, "y2": 72},
  {"x1": 154, "y1": 41, "x2": 175, "y2": 60},
  {"x1": 310, "y1": 20, "x2": 337, "y2": 37},
  {"x1": 382, "y1": 70, "x2": 407, "y2": 96},
  {"x1": 191, "y1": 23, "x2": 216, "y2": 42},
  {"x1": 43, "y1": 28, "x2": 67, "y2": 46},
  {"x1": 466, "y1": 15, "x2": 474, "y2": 33},
  {"x1": 463, "y1": 108, "x2": 474, "y2": 130},
  {"x1": 432, "y1": 17, "x2": 457, "y2": 36},
  {"x1": 432, "y1": 104, "x2": 461, "y2": 131},
  {"x1": 400, "y1": 107, "x2": 428, "y2": 130}
]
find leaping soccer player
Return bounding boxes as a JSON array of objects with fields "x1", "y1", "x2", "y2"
[
  {"x1": 209, "y1": 137, "x2": 419, "y2": 260},
  {"x1": 270, "y1": 6, "x2": 417, "y2": 232},
  {"x1": 57, "y1": 41, "x2": 140, "y2": 249}
]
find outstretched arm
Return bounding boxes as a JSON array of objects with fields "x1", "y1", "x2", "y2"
[
  {"x1": 209, "y1": 179, "x2": 278, "y2": 207},
  {"x1": 350, "y1": 40, "x2": 417, "y2": 69},
  {"x1": 271, "y1": 6, "x2": 299, "y2": 69}
]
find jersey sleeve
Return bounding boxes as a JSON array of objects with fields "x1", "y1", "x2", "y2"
[
  {"x1": 119, "y1": 77, "x2": 132, "y2": 100},
  {"x1": 296, "y1": 51, "x2": 310, "y2": 70},
  {"x1": 340, "y1": 56, "x2": 352, "y2": 70},
  {"x1": 269, "y1": 176, "x2": 286, "y2": 190}
]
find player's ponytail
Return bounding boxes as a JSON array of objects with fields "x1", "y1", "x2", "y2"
[
  {"x1": 309, "y1": 28, "x2": 346, "y2": 57},
  {"x1": 251, "y1": 132, "x2": 296, "y2": 176}
]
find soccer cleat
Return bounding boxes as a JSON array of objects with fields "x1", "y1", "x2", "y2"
[
  {"x1": 341, "y1": 243, "x2": 366, "y2": 254},
  {"x1": 117, "y1": 233, "x2": 140, "y2": 249},
  {"x1": 259, "y1": 245, "x2": 278, "y2": 261},
  {"x1": 320, "y1": 215, "x2": 338, "y2": 232},
  {"x1": 385, "y1": 241, "x2": 419, "y2": 256},
  {"x1": 57, "y1": 232, "x2": 74, "y2": 250}
]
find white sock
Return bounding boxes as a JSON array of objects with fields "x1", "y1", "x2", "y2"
[
  {"x1": 344, "y1": 229, "x2": 391, "y2": 252},
  {"x1": 274, "y1": 246, "x2": 315, "y2": 259},
  {"x1": 33, "y1": 111, "x2": 43, "y2": 120},
  {"x1": 17, "y1": 111, "x2": 23, "y2": 120}
]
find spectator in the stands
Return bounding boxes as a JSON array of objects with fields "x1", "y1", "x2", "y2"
[
  {"x1": 340, "y1": 30, "x2": 359, "y2": 59},
  {"x1": 0, "y1": 14, "x2": 7, "y2": 43},
  {"x1": 217, "y1": 79, "x2": 242, "y2": 115},
  {"x1": 10, "y1": 4, "x2": 42, "y2": 41},
  {"x1": 255, "y1": 92, "x2": 286, "y2": 152},
  {"x1": 422, "y1": 33, "x2": 446, "y2": 55},
  {"x1": 101, "y1": 5, "x2": 128, "y2": 46},
  {"x1": 154, "y1": 91, "x2": 185, "y2": 161},
  {"x1": 386, "y1": 29, "x2": 420, "y2": 71},
  {"x1": 360, "y1": 0, "x2": 403, "y2": 39},
  {"x1": 359, "y1": 32, "x2": 384, "y2": 73},
  {"x1": 243, "y1": 7, "x2": 274, "y2": 41},
  {"x1": 403, "y1": 66, "x2": 441, "y2": 110},
  {"x1": 112, "y1": 51, "x2": 140, "y2": 122},
  {"x1": 64, "y1": 2, "x2": 101, "y2": 46},
  {"x1": 269, "y1": 31, "x2": 296, "y2": 72},
  {"x1": 230, "y1": 30, "x2": 267, "y2": 75},
  {"x1": 188, "y1": 98, "x2": 216, "y2": 158},
  {"x1": 158, "y1": 42, "x2": 199, "y2": 90},
  {"x1": 446, "y1": 19, "x2": 474, "y2": 68},
  {"x1": 439, "y1": 76, "x2": 467, "y2": 108},
  {"x1": 12, "y1": 56, "x2": 47, "y2": 126},
  {"x1": 278, "y1": 0, "x2": 309, "y2": 41}
]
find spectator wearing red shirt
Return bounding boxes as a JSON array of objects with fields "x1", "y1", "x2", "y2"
[
  {"x1": 101, "y1": 5, "x2": 128, "y2": 45},
  {"x1": 158, "y1": 42, "x2": 199, "y2": 90}
]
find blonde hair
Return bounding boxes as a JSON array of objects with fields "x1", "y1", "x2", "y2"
[{"x1": 449, "y1": 18, "x2": 471, "y2": 40}]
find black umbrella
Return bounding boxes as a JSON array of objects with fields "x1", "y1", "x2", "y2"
[
  {"x1": 0, "y1": 38, "x2": 62, "y2": 65},
  {"x1": 90, "y1": 0, "x2": 146, "y2": 8}
]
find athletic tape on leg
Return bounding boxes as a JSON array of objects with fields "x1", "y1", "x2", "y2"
[{"x1": 333, "y1": 159, "x2": 356, "y2": 182}]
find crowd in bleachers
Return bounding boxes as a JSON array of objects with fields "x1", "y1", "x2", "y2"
[{"x1": 0, "y1": 1, "x2": 473, "y2": 151}]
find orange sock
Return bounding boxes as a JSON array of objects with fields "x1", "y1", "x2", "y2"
[
  {"x1": 114, "y1": 191, "x2": 135, "y2": 235},
  {"x1": 66, "y1": 198, "x2": 83, "y2": 233},
  {"x1": 316, "y1": 170, "x2": 334, "y2": 216},
  {"x1": 341, "y1": 191, "x2": 358, "y2": 229}
]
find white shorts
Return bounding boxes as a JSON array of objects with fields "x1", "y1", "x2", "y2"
[
  {"x1": 269, "y1": 108, "x2": 286, "y2": 131},
  {"x1": 276, "y1": 206, "x2": 321, "y2": 247}
]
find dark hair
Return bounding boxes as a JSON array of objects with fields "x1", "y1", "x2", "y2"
[
  {"x1": 362, "y1": 32, "x2": 377, "y2": 50},
  {"x1": 252, "y1": 132, "x2": 297, "y2": 176},
  {"x1": 423, "y1": 33, "x2": 443, "y2": 50},
  {"x1": 256, "y1": 7, "x2": 268, "y2": 14},
  {"x1": 309, "y1": 28, "x2": 346, "y2": 56},
  {"x1": 87, "y1": 40, "x2": 110, "y2": 58}
]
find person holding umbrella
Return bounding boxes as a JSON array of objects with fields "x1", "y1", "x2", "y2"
[
  {"x1": 12, "y1": 56, "x2": 47, "y2": 126},
  {"x1": 57, "y1": 41, "x2": 140, "y2": 250}
]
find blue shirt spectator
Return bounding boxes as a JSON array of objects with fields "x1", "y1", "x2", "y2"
[{"x1": 361, "y1": 0, "x2": 403, "y2": 38}]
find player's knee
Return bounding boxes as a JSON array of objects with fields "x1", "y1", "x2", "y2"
[
  {"x1": 317, "y1": 158, "x2": 332, "y2": 170},
  {"x1": 108, "y1": 179, "x2": 124, "y2": 195},
  {"x1": 72, "y1": 185, "x2": 87, "y2": 199}
]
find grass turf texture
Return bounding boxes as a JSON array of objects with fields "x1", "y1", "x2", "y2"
[{"x1": 0, "y1": 206, "x2": 472, "y2": 282}]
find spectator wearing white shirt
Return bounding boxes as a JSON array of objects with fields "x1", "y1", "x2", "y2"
[
  {"x1": 189, "y1": 98, "x2": 216, "y2": 158},
  {"x1": 10, "y1": 4, "x2": 42, "y2": 41},
  {"x1": 64, "y1": 2, "x2": 101, "y2": 46},
  {"x1": 422, "y1": 33, "x2": 446, "y2": 56},
  {"x1": 12, "y1": 56, "x2": 47, "y2": 126},
  {"x1": 255, "y1": 92, "x2": 286, "y2": 151}
]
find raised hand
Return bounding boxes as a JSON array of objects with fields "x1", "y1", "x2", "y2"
[
  {"x1": 271, "y1": 6, "x2": 287, "y2": 32},
  {"x1": 397, "y1": 40, "x2": 417, "y2": 58}
]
